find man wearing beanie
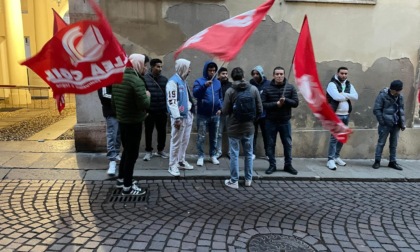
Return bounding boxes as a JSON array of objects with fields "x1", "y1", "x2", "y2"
[{"x1": 372, "y1": 80, "x2": 406, "y2": 170}]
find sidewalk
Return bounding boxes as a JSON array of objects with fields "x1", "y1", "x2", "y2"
[{"x1": 1, "y1": 140, "x2": 419, "y2": 182}]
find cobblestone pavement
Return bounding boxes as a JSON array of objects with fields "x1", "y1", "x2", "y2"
[{"x1": 1, "y1": 179, "x2": 420, "y2": 252}]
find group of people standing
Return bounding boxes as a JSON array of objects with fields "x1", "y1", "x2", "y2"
[{"x1": 97, "y1": 54, "x2": 407, "y2": 194}]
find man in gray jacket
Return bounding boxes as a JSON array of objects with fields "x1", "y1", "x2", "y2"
[
  {"x1": 222, "y1": 67, "x2": 262, "y2": 189},
  {"x1": 372, "y1": 80, "x2": 406, "y2": 170}
]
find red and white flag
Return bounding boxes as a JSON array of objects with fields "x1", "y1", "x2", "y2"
[
  {"x1": 175, "y1": 0, "x2": 275, "y2": 61},
  {"x1": 293, "y1": 16, "x2": 352, "y2": 143},
  {"x1": 21, "y1": 0, "x2": 127, "y2": 112},
  {"x1": 52, "y1": 8, "x2": 68, "y2": 113}
]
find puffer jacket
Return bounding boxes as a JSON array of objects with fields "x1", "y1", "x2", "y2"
[
  {"x1": 144, "y1": 72, "x2": 168, "y2": 114},
  {"x1": 261, "y1": 78, "x2": 299, "y2": 122},
  {"x1": 112, "y1": 68, "x2": 150, "y2": 124},
  {"x1": 373, "y1": 88, "x2": 405, "y2": 127}
]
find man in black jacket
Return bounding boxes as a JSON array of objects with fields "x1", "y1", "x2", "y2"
[
  {"x1": 372, "y1": 80, "x2": 406, "y2": 170},
  {"x1": 261, "y1": 66, "x2": 299, "y2": 175},
  {"x1": 143, "y1": 59, "x2": 169, "y2": 161},
  {"x1": 98, "y1": 86, "x2": 121, "y2": 176}
]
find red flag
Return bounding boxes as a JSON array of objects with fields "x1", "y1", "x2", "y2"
[
  {"x1": 21, "y1": 0, "x2": 127, "y2": 107},
  {"x1": 52, "y1": 9, "x2": 68, "y2": 113},
  {"x1": 175, "y1": 0, "x2": 275, "y2": 61},
  {"x1": 293, "y1": 16, "x2": 352, "y2": 143}
]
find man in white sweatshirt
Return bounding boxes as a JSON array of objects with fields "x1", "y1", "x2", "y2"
[{"x1": 326, "y1": 67, "x2": 358, "y2": 170}]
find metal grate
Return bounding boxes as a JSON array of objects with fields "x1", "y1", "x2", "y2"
[{"x1": 106, "y1": 187, "x2": 149, "y2": 203}]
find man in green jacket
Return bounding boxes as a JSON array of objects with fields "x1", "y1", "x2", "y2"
[{"x1": 112, "y1": 54, "x2": 150, "y2": 195}]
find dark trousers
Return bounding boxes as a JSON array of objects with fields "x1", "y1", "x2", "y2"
[
  {"x1": 253, "y1": 117, "x2": 268, "y2": 156},
  {"x1": 266, "y1": 120, "x2": 292, "y2": 168},
  {"x1": 144, "y1": 113, "x2": 168, "y2": 152},
  {"x1": 118, "y1": 122, "x2": 142, "y2": 187}
]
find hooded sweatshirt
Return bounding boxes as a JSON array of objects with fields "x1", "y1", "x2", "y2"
[
  {"x1": 193, "y1": 61, "x2": 222, "y2": 116},
  {"x1": 250, "y1": 65, "x2": 270, "y2": 118},
  {"x1": 166, "y1": 59, "x2": 195, "y2": 119},
  {"x1": 222, "y1": 80, "x2": 262, "y2": 138}
]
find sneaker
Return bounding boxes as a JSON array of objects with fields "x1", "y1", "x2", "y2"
[
  {"x1": 388, "y1": 161, "x2": 403, "y2": 171},
  {"x1": 116, "y1": 179, "x2": 138, "y2": 188},
  {"x1": 107, "y1": 161, "x2": 117, "y2": 176},
  {"x1": 155, "y1": 151, "x2": 169, "y2": 159},
  {"x1": 224, "y1": 179, "x2": 238, "y2": 189},
  {"x1": 245, "y1": 180, "x2": 252, "y2": 187},
  {"x1": 197, "y1": 157, "x2": 204, "y2": 166},
  {"x1": 252, "y1": 154, "x2": 256, "y2": 160},
  {"x1": 116, "y1": 178, "x2": 124, "y2": 188},
  {"x1": 211, "y1": 156, "x2": 220, "y2": 165},
  {"x1": 372, "y1": 161, "x2": 380, "y2": 169},
  {"x1": 122, "y1": 184, "x2": 146, "y2": 196},
  {"x1": 168, "y1": 165, "x2": 180, "y2": 176},
  {"x1": 143, "y1": 152, "x2": 152, "y2": 161},
  {"x1": 178, "y1": 161, "x2": 194, "y2": 170},
  {"x1": 284, "y1": 164, "x2": 298, "y2": 175},
  {"x1": 334, "y1": 157, "x2": 346, "y2": 166},
  {"x1": 327, "y1": 160, "x2": 337, "y2": 170}
]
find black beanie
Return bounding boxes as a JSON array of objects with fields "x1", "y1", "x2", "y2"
[{"x1": 390, "y1": 80, "x2": 403, "y2": 91}]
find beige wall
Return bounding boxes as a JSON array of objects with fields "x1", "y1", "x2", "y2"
[{"x1": 72, "y1": 0, "x2": 420, "y2": 157}]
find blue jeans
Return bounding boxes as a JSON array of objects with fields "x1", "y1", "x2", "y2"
[
  {"x1": 374, "y1": 124, "x2": 400, "y2": 162},
  {"x1": 105, "y1": 116, "x2": 121, "y2": 161},
  {"x1": 228, "y1": 134, "x2": 254, "y2": 183},
  {"x1": 327, "y1": 115, "x2": 349, "y2": 160},
  {"x1": 216, "y1": 115, "x2": 227, "y2": 155},
  {"x1": 196, "y1": 114, "x2": 220, "y2": 158},
  {"x1": 266, "y1": 120, "x2": 292, "y2": 168}
]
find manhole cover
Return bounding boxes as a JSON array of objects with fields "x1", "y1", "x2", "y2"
[
  {"x1": 105, "y1": 187, "x2": 149, "y2": 203},
  {"x1": 248, "y1": 234, "x2": 316, "y2": 252}
]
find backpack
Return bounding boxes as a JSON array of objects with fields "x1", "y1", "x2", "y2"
[{"x1": 233, "y1": 86, "x2": 256, "y2": 122}]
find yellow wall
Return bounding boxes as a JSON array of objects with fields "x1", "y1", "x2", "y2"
[{"x1": 0, "y1": 0, "x2": 69, "y2": 89}]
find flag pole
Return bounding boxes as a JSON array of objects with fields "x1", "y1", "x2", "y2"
[
  {"x1": 282, "y1": 54, "x2": 296, "y2": 98},
  {"x1": 210, "y1": 61, "x2": 226, "y2": 82}
]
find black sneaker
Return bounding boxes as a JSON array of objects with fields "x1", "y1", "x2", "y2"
[
  {"x1": 372, "y1": 161, "x2": 380, "y2": 169},
  {"x1": 122, "y1": 184, "x2": 146, "y2": 195},
  {"x1": 116, "y1": 179, "x2": 137, "y2": 188},
  {"x1": 265, "y1": 166, "x2": 277, "y2": 175},
  {"x1": 388, "y1": 161, "x2": 403, "y2": 171},
  {"x1": 284, "y1": 164, "x2": 298, "y2": 175}
]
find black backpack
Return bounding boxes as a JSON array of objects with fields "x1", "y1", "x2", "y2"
[{"x1": 233, "y1": 86, "x2": 256, "y2": 122}]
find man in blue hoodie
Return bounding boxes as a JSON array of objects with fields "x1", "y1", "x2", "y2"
[
  {"x1": 193, "y1": 61, "x2": 223, "y2": 166},
  {"x1": 250, "y1": 65, "x2": 270, "y2": 160}
]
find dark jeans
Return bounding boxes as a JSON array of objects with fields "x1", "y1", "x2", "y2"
[
  {"x1": 266, "y1": 120, "x2": 292, "y2": 168},
  {"x1": 327, "y1": 115, "x2": 349, "y2": 160},
  {"x1": 254, "y1": 117, "x2": 268, "y2": 156},
  {"x1": 144, "y1": 113, "x2": 167, "y2": 152},
  {"x1": 374, "y1": 124, "x2": 400, "y2": 162},
  {"x1": 119, "y1": 122, "x2": 142, "y2": 187}
]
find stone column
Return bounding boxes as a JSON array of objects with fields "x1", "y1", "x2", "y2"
[{"x1": 4, "y1": 0, "x2": 30, "y2": 105}]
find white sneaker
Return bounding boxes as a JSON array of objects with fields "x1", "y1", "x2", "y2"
[
  {"x1": 252, "y1": 154, "x2": 256, "y2": 160},
  {"x1": 334, "y1": 157, "x2": 346, "y2": 166},
  {"x1": 327, "y1": 160, "x2": 337, "y2": 170},
  {"x1": 197, "y1": 157, "x2": 204, "y2": 166},
  {"x1": 143, "y1": 152, "x2": 152, "y2": 161},
  {"x1": 224, "y1": 179, "x2": 238, "y2": 189},
  {"x1": 168, "y1": 165, "x2": 180, "y2": 176},
  {"x1": 211, "y1": 156, "x2": 220, "y2": 165},
  {"x1": 245, "y1": 180, "x2": 252, "y2": 187},
  {"x1": 107, "y1": 161, "x2": 116, "y2": 176},
  {"x1": 155, "y1": 151, "x2": 169, "y2": 159},
  {"x1": 177, "y1": 161, "x2": 194, "y2": 170}
]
